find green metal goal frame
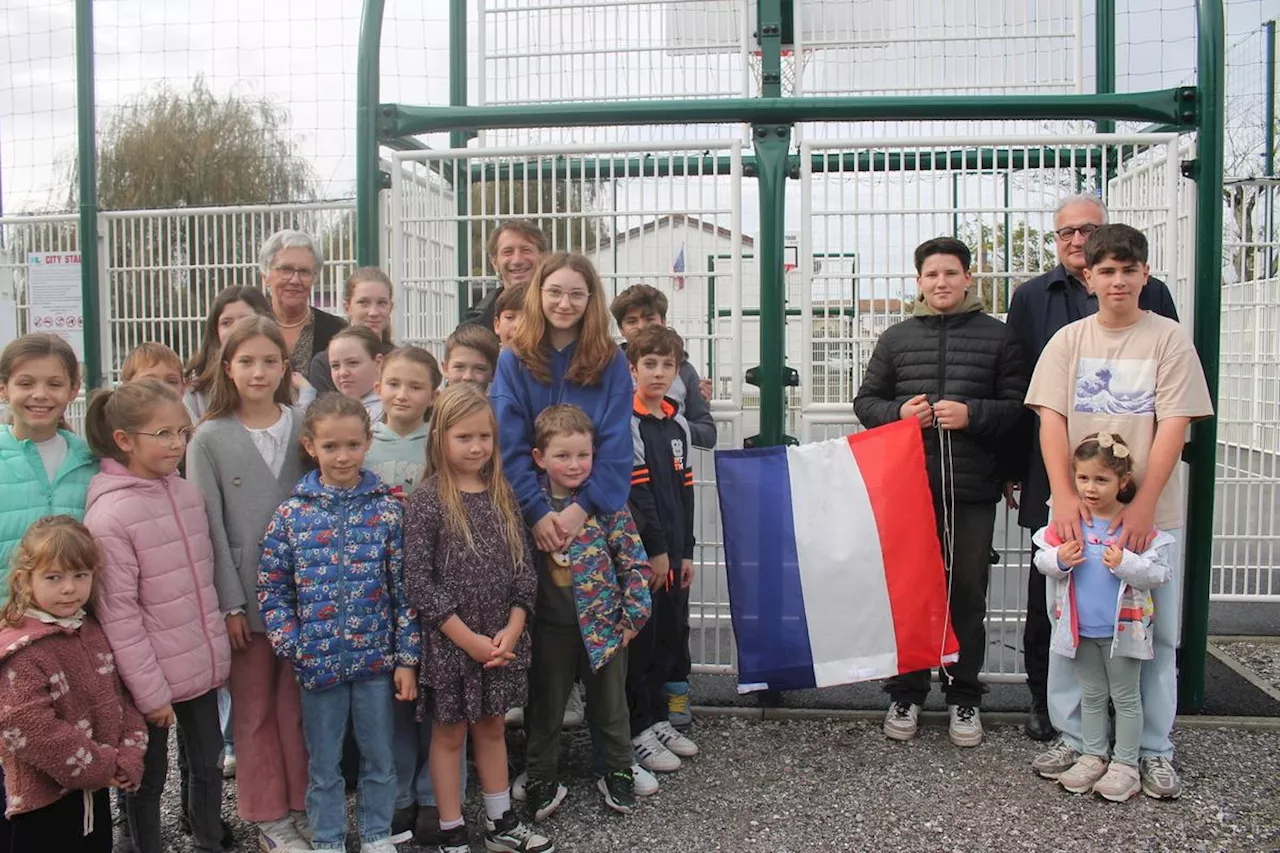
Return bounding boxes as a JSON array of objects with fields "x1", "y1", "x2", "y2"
[{"x1": 350, "y1": 0, "x2": 1226, "y2": 710}]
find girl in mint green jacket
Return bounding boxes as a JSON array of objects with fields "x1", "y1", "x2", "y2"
[{"x1": 0, "y1": 334, "x2": 98, "y2": 593}]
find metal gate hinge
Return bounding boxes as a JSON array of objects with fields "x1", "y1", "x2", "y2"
[{"x1": 1181, "y1": 159, "x2": 1198, "y2": 180}]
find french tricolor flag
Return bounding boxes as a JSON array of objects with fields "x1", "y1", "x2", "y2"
[{"x1": 716, "y1": 420, "x2": 959, "y2": 692}]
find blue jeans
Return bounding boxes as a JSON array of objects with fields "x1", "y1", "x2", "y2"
[
  {"x1": 300, "y1": 677, "x2": 396, "y2": 849},
  {"x1": 1047, "y1": 528, "x2": 1182, "y2": 759},
  {"x1": 217, "y1": 686, "x2": 234, "y2": 754},
  {"x1": 392, "y1": 696, "x2": 468, "y2": 809}
]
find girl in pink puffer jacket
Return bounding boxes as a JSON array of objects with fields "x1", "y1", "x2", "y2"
[{"x1": 82, "y1": 379, "x2": 231, "y2": 853}]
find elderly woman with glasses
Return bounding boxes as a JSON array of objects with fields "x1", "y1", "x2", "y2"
[{"x1": 258, "y1": 229, "x2": 347, "y2": 378}]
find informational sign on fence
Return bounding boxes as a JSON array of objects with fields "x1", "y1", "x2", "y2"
[{"x1": 27, "y1": 252, "x2": 84, "y2": 360}]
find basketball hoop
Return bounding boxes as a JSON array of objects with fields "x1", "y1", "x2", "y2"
[{"x1": 749, "y1": 49, "x2": 808, "y2": 97}]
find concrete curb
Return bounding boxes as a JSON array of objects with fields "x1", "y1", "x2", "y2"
[
  {"x1": 1206, "y1": 640, "x2": 1280, "y2": 705},
  {"x1": 691, "y1": 704, "x2": 1280, "y2": 731}
]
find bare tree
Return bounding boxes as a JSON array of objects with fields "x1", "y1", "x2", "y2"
[{"x1": 61, "y1": 78, "x2": 320, "y2": 367}]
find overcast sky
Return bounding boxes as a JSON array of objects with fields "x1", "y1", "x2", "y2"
[{"x1": 2, "y1": 0, "x2": 1278, "y2": 215}]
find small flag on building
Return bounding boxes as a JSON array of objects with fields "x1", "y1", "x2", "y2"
[
  {"x1": 714, "y1": 420, "x2": 959, "y2": 692},
  {"x1": 672, "y1": 245, "x2": 686, "y2": 290}
]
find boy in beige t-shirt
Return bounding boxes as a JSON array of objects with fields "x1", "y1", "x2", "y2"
[{"x1": 1024, "y1": 223, "x2": 1212, "y2": 799}]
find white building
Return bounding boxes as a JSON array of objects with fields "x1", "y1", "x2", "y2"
[{"x1": 588, "y1": 214, "x2": 755, "y2": 397}]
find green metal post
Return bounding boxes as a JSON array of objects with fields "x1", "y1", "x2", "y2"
[
  {"x1": 451, "y1": 0, "x2": 471, "y2": 324},
  {"x1": 1179, "y1": 0, "x2": 1225, "y2": 713},
  {"x1": 356, "y1": 0, "x2": 385, "y2": 267},
  {"x1": 1096, "y1": 0, "x2": 1116, "y2": 134},
  {"x1": 1267, "y1": 21, "x2": 1276, "y2": 277},
  {"x1": 74, "y1": 0, "x2": 102, "y2": 389},
  {"x1": 745, "y1": 0, "x2": 794, "y2": 448},
  {"x1": 1267, "y1": 21, "x2": 1276, "y2": 178},
  {"x1": 748, "y1": 126, "x2": 794, "y2": 447},
  {"x1": 706, "y1": 256, "x2": 717, "y2": 380}
]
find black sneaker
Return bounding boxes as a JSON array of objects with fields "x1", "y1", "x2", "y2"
[
  {"x1": 390, "y1": 803, "x2": 417, "y2": 844},
  {"x1": 415, "y1": 804, "x2": 442, "y2": 846},
  {"x1": 437, "y1": 822, "x2": 470, "y2": 853},
  {"x1": 179, "y1": 815, "x2": 234, "y2": 850},
  {"x1": 485, "y1": 809, "x2": 555, "y2": 853},
  {"x1": 596, "y1": 769, "x2": 636, "y2": 815},
  {"x1": 525, "y1": 778, "x2": 568, "y2": 823},
  {"x1": 219, "y1": 820, "x2": 235, "y2": 850}
]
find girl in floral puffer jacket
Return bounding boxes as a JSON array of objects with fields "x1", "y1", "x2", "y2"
[{"x1": 258, "y1": 393, "x2": 419, "y2": 853}]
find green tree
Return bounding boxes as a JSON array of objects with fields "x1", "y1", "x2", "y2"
[{"x1": 960, "y1": 220, "x2": 1057, "y2": 313}]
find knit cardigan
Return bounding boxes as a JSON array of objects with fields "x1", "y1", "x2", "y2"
[{"x1": 186, "y1": 410, "x2": 305, "y2": 633}]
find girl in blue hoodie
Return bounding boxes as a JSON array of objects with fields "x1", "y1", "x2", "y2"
[
  {"x1": 491, "y1": 252, "x2": 633, "y2": 556},
  {"x1": 366, "y1": 346, "x2": 441, "y2": 501},
  {"x1": 363, "y1": 345, "x2": 457, "y2": 843}
]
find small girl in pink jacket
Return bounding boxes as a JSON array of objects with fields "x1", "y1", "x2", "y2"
[{"x1": 82, "y1": 379, "x2": 231, "y2": 853}]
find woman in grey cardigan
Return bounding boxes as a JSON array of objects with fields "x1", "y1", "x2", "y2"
[{"x1": 185, "y1": 316, "x2": 312, "y2": 852}]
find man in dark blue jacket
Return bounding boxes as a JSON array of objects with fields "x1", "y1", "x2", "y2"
[{"x1": 1006, "y1": 194, "x2": 1180, "y2": 742}]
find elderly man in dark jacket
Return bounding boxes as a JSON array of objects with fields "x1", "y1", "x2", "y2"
[
  {"x1": 854, "y1": 237, "x2": 1029, "y2": 749},
  {"x1": 1005, "y1": 194, "x2": 1179, "y2": 742}
]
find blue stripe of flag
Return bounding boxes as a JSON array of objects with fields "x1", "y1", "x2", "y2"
[{"x1": 715, "y1": 446, "x2": 816, "y2": 691}]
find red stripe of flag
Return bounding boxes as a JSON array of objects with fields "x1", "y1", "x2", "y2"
[{"x1": 846, "y1": 421, "x2": 959, "y2": 673}]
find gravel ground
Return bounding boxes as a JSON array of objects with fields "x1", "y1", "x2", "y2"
[
  {"x1": 1216, "y1": 640, "x2": 1280, "y2": 693},
  {"x1": 145, "y1": 716, "x2": 1280, "y2": 853}
]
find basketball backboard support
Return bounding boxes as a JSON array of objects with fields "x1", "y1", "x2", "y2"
[{"x1": 663, "y1": 0, "x2": 863, "y2": 55}]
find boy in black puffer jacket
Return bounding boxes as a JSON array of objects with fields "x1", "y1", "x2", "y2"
[{"x1": 854, "y1": 236, "x2": 1029, "y2": 749}]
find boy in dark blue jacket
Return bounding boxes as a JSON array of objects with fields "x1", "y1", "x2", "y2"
[
  {"x1": 624, "y1": 325, "x2": 701, "y2": 775},
  {"x1": 610, "y1": 283, "x2": 713, "y2": 726}
]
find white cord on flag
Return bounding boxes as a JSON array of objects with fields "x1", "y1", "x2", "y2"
[{"x1": 936, "y1": 419, "x2": 957, "y2": 687}]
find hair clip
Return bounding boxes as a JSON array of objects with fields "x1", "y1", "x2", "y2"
[{"x1": 1093, "y1": 432, "x2": 1130, "y2": 458}]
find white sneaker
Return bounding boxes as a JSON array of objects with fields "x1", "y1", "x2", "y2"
[
  {"x1": 631, "y1": 763, "x2": 659, "y2": 796},
  {"x1": 562, "y1": 683, "x2": 585, "y2": 729},
  {"x1": 505, "y1": 707, "x2": 525, "y2": 728},
  {"x1": 632, "y1": 728, "x2": 681, "y2": 773},
  {"x1": 221, "y1": 751, "x2": 237, "y2": 779},
  {"x1": 511, "y1": 770, "x2": 528, "y2": 802},
  {"x1": 649, "y1": 721, "x2": 698, "y2": 758},
  {"x1": 257, "y1": 817, "x2": 310, "y2": 852},
  {"x1": 948, "y1": 705, "x2": 983, "y2": 748},
  {"x1": 883, "y1": 701, "x2": 920, "y2": 741},
  {"x1": 290, "y1": 810, "x2": 313, "y2": 846},
  {"x1": 360, "y1": 841, "x2": 397, "y2": 853}
]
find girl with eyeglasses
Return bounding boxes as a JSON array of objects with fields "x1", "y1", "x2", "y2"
[
  {"x1": 492, "y1": 252, "x2": 633, "y2": 557},
  {"x1": 82, "y1": 378, "x2": 231, "y2": 852}
]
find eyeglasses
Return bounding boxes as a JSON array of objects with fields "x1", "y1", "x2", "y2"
[
  {"x1": 542, "y1": 287, "x2": 590, "y2": 305},
  {"x1": 132, "y1": 427, "x2": 196, "y2": 447},
  {"x1": 1054, "y1": 224, "x2": 1100, "y2": 241},
  {"x1": 271, "y1": 265, "x2": 315, "y2": 282}
]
